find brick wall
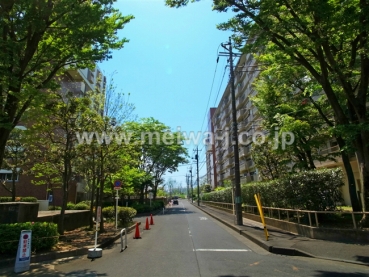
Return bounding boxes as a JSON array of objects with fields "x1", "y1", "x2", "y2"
[{"x1": 0, "y1": 174, "x2": 77, "y2": 206}]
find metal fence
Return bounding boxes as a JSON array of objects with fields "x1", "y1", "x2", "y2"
[{"x1": 202, "y1": 201, "x2": 369, "y2": 230}]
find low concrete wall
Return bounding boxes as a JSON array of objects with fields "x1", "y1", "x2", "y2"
[
  {"x1": 35, "y1": 210, "x2": 90, "y2": 231},
  {"x1": 0, "y1": 202, "x2": 39, "y2": 224},
  {"x1": 242, "y1": 212, "x2": 369, "y2": 243}
]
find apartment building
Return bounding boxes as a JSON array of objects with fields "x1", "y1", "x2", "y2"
[
  {"x1": 208, "y1": 53, "x2": 261, "y2": 187},
  {"x1": 0, "y1": 65, "x2": 105, "y2": 205},
  {"x1": 206, "y1": 108, "x2": 217, "y2": 189},
  {"x1": 207, "y1": 53, "x2": 361, "y2": 206}
]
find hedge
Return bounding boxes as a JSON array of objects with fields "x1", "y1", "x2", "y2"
[
  {"x1": 203, "y1": 168, "x2": 344, "y2": 211},
  {"x1": 0, "y1": 222, "x2": 59, "y2": 254},
  {"x1": 102, "y1": 206, "x2": 137, "y2": 225},
  {"x1": 131, "y1": 201, "x2": 164, "y2": 213},
  {"x1": 0, "y1": 197, "x2": 38, "y2": 203}
]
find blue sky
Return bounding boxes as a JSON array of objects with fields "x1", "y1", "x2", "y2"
[{"x1": 98, "y1": 0, "x2": 234, "y2": 190}]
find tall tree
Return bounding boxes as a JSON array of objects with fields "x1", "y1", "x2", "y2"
[
  {"x1": 27, "y1": 92, "x2": 95, "y2": 234},
  {"x1": 0, "y1": 0, "x2": 133, "y2": 167},
  {"x1": 124, "y1": 118, "x2": 189, "y2": 202},
  {"x1": 250, "y1": 137, "x2": 291, "y2": 181},
  {"x1": 252, "y1": 56, "x2": 361, "y2": 210},
  {"x1": 166, "y1": 0, "x2": 369, "y2": 226},
  {"x1": 1, "y1": 127, "x2": 27, "y2": 201}
]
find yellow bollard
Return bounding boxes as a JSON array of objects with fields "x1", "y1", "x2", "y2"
[{"x1": 254, "y1": 194, "x2": 269, "y2": 241}]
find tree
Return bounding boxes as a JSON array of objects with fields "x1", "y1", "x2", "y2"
[
  {"x1": 0, "y1": 0, "x2": 133, "y2": 168},
  {"x1": 166, "y1": 0, "x2": 369, "y2": 226},
  {"x1": 1, "y1": 127, "x2": 27, "y2": 201},
  {"x1": 250, "y1": 137, "x2": 290, "y2": 181},
  {"x1": 252, "y1": 57, "x2": 361, "y2": 210},
  {"x1": 124, "y1": 118, "x2": 188, "y2": 202},
  {"x1": 27, "y1": 92, "x2": 95, "y2": 234}
]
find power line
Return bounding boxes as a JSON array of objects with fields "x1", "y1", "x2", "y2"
[
  {"x1": 213, "y1": 64, "x2": 228, "y2": 111},
  {"x1": 198, "y1": 44, "x2": 222, "y2": 135}
]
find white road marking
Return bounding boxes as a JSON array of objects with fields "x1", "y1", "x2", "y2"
[
  {"x1": 194, "y1": 249, "x2": 251, "y2": 252},
  {"x1": 199, "y1": 217, "x2": 208, "y2": 220}
]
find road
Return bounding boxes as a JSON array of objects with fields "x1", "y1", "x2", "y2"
[{"x1": 6, "y1": 200, "x2": 369, "y2": 276}]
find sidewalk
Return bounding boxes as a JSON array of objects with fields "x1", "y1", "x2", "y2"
[{"x1": 196, "y1": 203, "x2": 369, "y2": 267}]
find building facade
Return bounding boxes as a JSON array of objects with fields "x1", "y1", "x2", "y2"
[
  {"x1": 209, "y1": 53, "x2": 261, "y2": 187},
  {"x1": 206, "y1": 52, "x2": 362, "y2": 206},
  {"x1": 0, "y1": 66, "x2": 105, "y2": 205}
]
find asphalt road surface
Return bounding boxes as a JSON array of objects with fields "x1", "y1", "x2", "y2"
[{"x1": 11, "y1": 200, "x2": 369, "y2": 276}]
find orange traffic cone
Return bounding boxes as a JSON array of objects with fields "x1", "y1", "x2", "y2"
[
  {"x1": 133, "y1": 222, "x2": 141, "y2": 239},
  {"x1": 144, "y1": 217, "x2": 150, "y2": 230},
  {"x1": 150, "y1": 214, "x2": 154, "y2": 225}
]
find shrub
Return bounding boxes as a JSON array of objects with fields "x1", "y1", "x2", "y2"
[
  {"x1": 0, "y1": 196, "x2": 38, "y2": 203},
  {"x1": 203, "y1": 168, "x2": 344, "y2": 211},
  {"x1": 0, "y1": 222, "x2": 59, "y2": 254},
  {"x1": 102, "y1": 206, "x2": 115, "y2": 219},
  {"x1": 66, "y1": 202, "x2": 75, "y2": 210},
  {"x1": 77, "y1": 200, "x2": 91, "y2": 206},
  {"x1": 131, "y1": 200, "x2": 164, "y2": 213},
  {"x1": 102, "y1": 206, "x2": 136, "y2": 225},
  {"x1": 20, "y1": 197, "x2": 38, "y2": 202},
  {"x1": 118, "y1": 207, "x2": 137, "y2": 224},
  {"x1": 74, "y1": 202, "x2": 89, "y2": 210}
]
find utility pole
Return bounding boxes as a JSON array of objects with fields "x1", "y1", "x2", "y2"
[
  {"x1": 186, "y1": 174, "x2": 189, "y2": 200},
  {"x1": 195, "y1": 147, "x2": 200, "y2": 206},
  {"x1": 190, "y1": 167, "x2": 193, "y2": 203},
  {"x1": 221, "y1": 37, "x2": 243, "y2": 226}
]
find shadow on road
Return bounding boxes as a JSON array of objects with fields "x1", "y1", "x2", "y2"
[{"x1": 312, "y1": 271, "x2": 369, "y2": 277}]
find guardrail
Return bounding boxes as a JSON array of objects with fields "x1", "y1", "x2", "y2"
[
  {"x1": 120, "y1": 228, "x2": 127, "y2": 252},
  {"x1": 202, "y1": 201, "x2": 369, "y2": 230}
]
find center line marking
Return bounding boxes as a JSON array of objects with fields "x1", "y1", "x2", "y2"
[{"x1": 193, "y1": 249, "x2": 251, "y2": 252}]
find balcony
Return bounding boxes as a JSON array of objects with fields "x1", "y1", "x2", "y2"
[
  {"x1": 320, "y1": 145, "x2": 340, "y2": 155},
  {"x1": 61, "y1": 81, "x2": 86, "y2": 96},
  {"x1": 64, "y1": 64, "x2": 84, "y2": 82}
]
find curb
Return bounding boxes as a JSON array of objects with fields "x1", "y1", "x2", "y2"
[
  {"x1": 0, "y1": 223, "x2": 138, "y2": 269},
  {"x1": 193, "y1": 204, "x2": 369, "y2": 267}
]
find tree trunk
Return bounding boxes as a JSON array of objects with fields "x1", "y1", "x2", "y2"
[
  {"x1": 360, "y1": 166, "x2": 369, "y2": 227},
  {"x1": 89, "y1": 176, "x2": 96, "y2": 229},
  {"x1": 59, "y1": 178, "x2": 68, "y2": 235},
  {"x1": 336, "y1": 137, "x2": 361, "y2": 212},
  {"x1": 0, "y1": 127, "x2": 12, "y2": 168}
]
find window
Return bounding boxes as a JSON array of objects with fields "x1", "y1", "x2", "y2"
[{"x1": 0, "y1": 171, "x2": 19, "y2": 182}]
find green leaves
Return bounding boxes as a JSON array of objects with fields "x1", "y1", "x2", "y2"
[{"x1": 0, "y1": 0, "x2": 133, "y2": 166}]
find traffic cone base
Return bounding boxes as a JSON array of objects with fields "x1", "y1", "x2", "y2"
[
  {"x1": 133, "y1": 222, "x2": 141, "y2": 239},
  {"x1": 150, "y1": 214, "x2": 154, "y2": 225},
  {"x1": 144, "y1": 217, "x2": 150, "y2": 230}
]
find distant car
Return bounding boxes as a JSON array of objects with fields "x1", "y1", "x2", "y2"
[{"x1": 172, "y1": 199, "x2": 179, "y2": 205}]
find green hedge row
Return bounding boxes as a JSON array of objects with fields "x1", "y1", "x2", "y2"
[
  {"x1": 131, "y1": 201, "x2": 164, "y2": 213},
  {"x1": 66, "y1": 202, "x2": 89, "y2": 210},
  {"x1": 0, "y1": 222, "x2": 59, "y2": 254},
  {"x1": 203, "y1": 168, "x2": 344, "y2": 211},
  {"x1": 102, "y1": 206, "x2": 137, "y2": 225},
  {"x1": 0, "y1": 197, "x2": 38, "y2": 203}
]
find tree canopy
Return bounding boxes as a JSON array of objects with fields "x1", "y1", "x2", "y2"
[
  {"x1": 165, "y1": 0, "x2": 369, "y2": 226},
  {"x1": 0, "y1": 0, "x2": 133, "y2": 167}
]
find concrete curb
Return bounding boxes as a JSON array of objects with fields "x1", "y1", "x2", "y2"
[
  {"x1": 193, "y1": 204, "x2": 369, "y2": 267},
  {"x1": 0, "y1": 223, "x2": 138, "y2": 269}
]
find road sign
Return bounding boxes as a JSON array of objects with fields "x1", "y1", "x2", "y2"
[
  {"x1": 114, "y1": 180, "x2": 122, "y2": 190},
  {"x1": 14, "y1": 230, "x2": 32, "y2": 273},
  {"x1": 148, "y1": 192, "x2": 153, "y2": 199}
]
